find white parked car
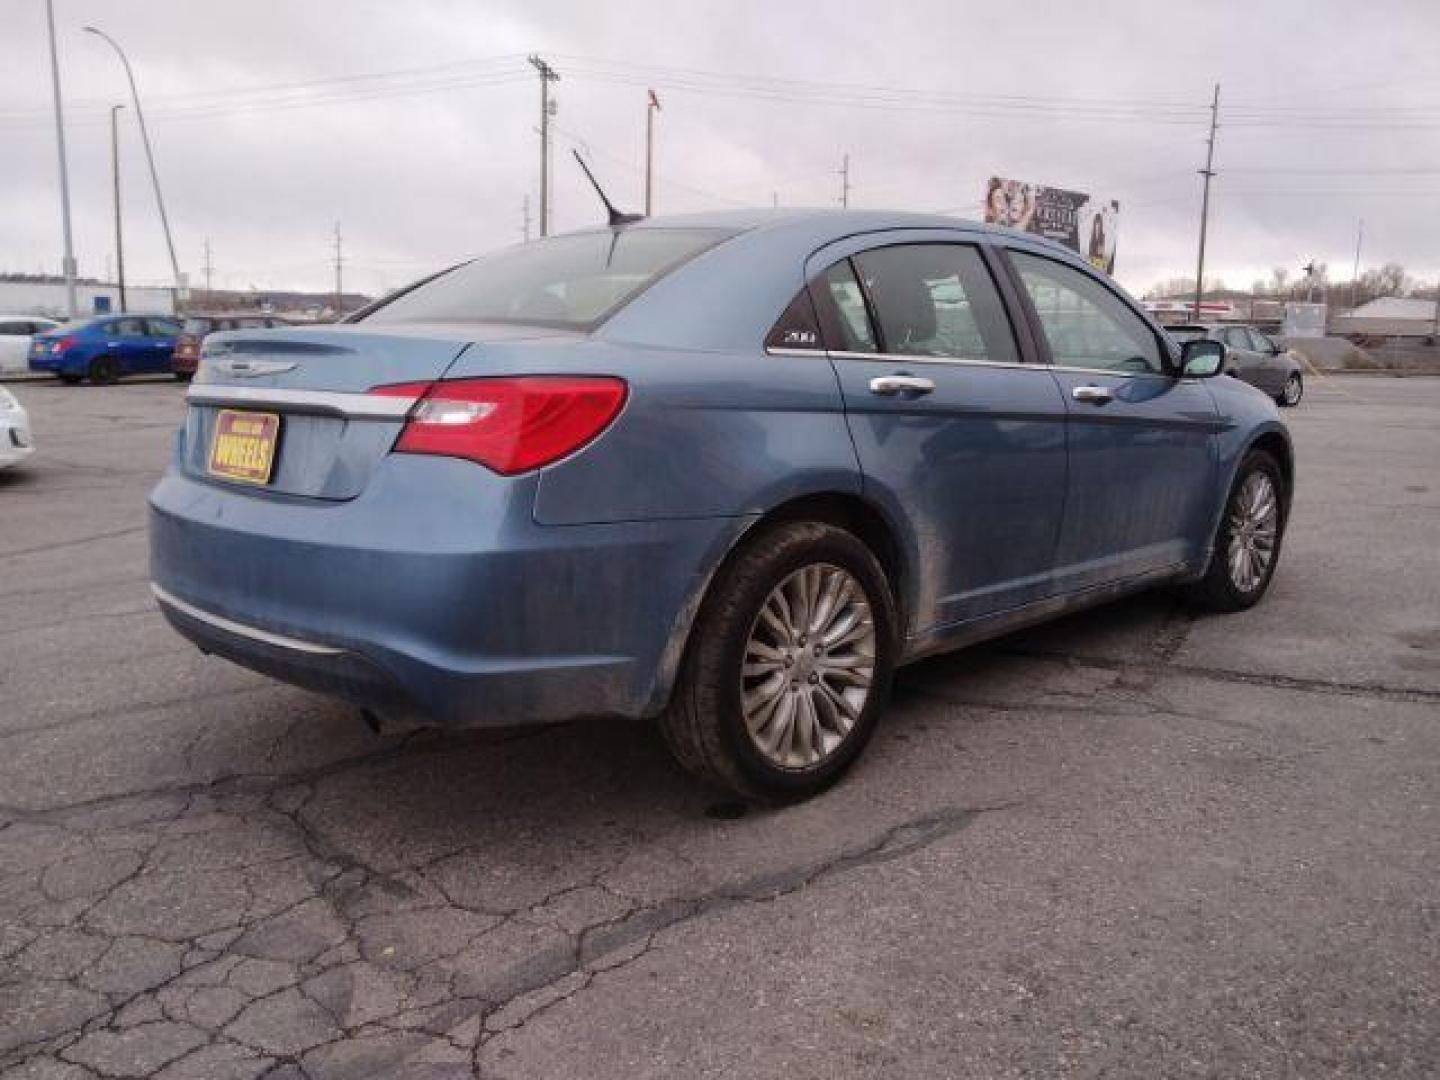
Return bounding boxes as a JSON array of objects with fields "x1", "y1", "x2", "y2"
[
  {"x1": 0, "y1": 317, "x2": 62, "y2": 374},
  {"x1": 0, "y1": 386, "x2": 34, "y2": 469}
]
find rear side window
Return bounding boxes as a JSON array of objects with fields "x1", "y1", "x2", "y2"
[
  {"x1": 851, "y1": 244, "x2": 1018, "y2": 363},
  {"x1": 363, "y1": 228, "x2": 732, "y2": 330},
  {"x1": 820, "y1": 260, "x2": 878, "y2": 352},
  {"x1": 1010, "y1": 252, "x2": 1162, "y2": 374}
]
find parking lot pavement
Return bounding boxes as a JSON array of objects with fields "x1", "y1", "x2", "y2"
[{"x1": 0, "y1": 374, "x2": 1436, "y2": 1079}]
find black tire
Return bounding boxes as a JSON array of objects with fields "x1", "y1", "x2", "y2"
[
  {"x1": 1276, "y1": 373, "x2": 1303, "y2": 408},
  {"x1": 88, "y1": 356, "x2": 120, "y2": 385},
  {"x1": 58, "y1": 373, "x2": 82, "y2": 386},
  {"x1": 1182, "y1": 449, "x2": 1288, "y2": 613},
  {"x1": 660, "y1": 521, "x2": 898, "y2": 801}
]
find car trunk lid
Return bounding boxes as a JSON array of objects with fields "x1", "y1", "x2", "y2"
[{"x1": 181, "y1": 322, "x2": 579, "y2": 500}]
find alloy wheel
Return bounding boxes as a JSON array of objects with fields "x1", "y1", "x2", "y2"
[
  {"x1": 1226, "y1": 472, "x2": 1279, "y2": 594},
  {"x1": 740, "y1": 563, "x2": 876, "y2": 769},
  {"x1": 1283, "y1": 375, "x2": 1302, "y2": 406}
]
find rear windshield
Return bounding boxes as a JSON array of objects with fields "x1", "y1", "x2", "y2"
[{"x1": 362, "y1": 228, "x2": 732, "y2": 330}]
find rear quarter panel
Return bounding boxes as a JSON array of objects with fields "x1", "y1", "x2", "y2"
[{"x1": 434, "y1": 340, "x2": 861, "y2": 525}]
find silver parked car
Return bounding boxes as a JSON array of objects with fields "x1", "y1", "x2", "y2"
[{"x1": 1167, "y1": 324, "x2": 1304, "y2": 407}]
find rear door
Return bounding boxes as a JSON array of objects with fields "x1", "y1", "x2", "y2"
[
  {"x1": 809, "y1": 235, "x2": 1069, "y2": 630},
  {"x1": 106, "y1": 318, "x2": 149, "y2": 373},
  {"x1": 143, "y1": 318, "x2": 181, "y2": 372},
  {"x1": 1003, "y1": 248, "x2": 1219, "y2": 590}
]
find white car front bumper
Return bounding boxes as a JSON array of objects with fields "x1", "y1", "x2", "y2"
[{"x1": 0, "y1": 409, "x2": 34, "y2": 469}]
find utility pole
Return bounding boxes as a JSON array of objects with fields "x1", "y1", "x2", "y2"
[
  {"x1": 1192, "y1": 83, "x2": 1220, "y2": 322},
  {"x1": 644, "y1": 88, "x2": 661, "y2": 216},
  {"x1": 529, "y1": 55, "x2": 560, "y2": 236},
  {"x1": 45, "y1": 0, "x2": 78, "y2": 318},
  {"x1": 522, "y1": 195, "x2": 532, "y2": 242},
  {"x1": 202, "y1": 238, "x2": 214, "y2": 305},
  {"x1": 1350, "y1": 219, "x2": 1363, "y2": 311},
  {"x1": 85, "y1": 26, "x2": 182, "y2": 297},
  {"x1": 110, "y1": 103, "x2": 127, "y2": 314},
  {"x1": 332, "y1": 223, "x2": 343, "y2": 317},
  {"x1": 838, "y1": 154, "x2": 851, "y2": 208}
]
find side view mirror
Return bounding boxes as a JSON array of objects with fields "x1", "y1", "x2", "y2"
[{"x1": 1180, "y1": 338, "x2": 1225, "y2": 378}]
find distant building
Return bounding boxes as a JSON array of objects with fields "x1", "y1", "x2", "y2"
[
  {"x1": 0, "y1": 280, "x2": 176, "y2": 318},
  {"x1": 1331, "y1": 297, "x2": 1438, "y2": 339}
]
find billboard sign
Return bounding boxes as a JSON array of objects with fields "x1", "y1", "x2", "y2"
[{"x1": 984, "y1": 177, "x2": 1120, "y2": 274}]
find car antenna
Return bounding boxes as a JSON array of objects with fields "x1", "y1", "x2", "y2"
[{"x1": 572, "y1": 150, "x2": 643, "y2": 230}]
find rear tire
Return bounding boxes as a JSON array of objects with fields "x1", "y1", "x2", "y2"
[
  {"x1": 1183, "y1": 449, "x2": 1288, "y2": 613},
  {"x1": 88, "y1": 356, "x2": 120, "y2": 385},
  {"x1": 1276, "y1": 373, "x2": 1303, "y2": 407},
  {"x1": 660, "y1": 521, "x2": 897, "y2": 801}
]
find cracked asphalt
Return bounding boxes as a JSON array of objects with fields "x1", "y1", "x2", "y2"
[{"x1": 1, "y1": 374, "x2": 1437, "y2": 1079}]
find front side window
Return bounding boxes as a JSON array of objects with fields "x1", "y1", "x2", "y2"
[
  {"x1": 112, "y1": 318, "x2": 146, "y2": 337},
  {"x1": 363, "y1": 228, "x2": 732, "y2": 329},
  {"x1": 851, "y1": 244, "x2": 1018, "y2": 363},
  {"x1": 146, "y1": 319, "x2": 180, "y2": 338},
  {"x1": 1010, "y1": 252, "x2": 1162, "y2": 374}
]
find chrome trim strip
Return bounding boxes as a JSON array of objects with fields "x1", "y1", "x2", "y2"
[
  {"x1": 764, "y1": 347, "x2": 827, "y2": 358},
  {"x1": 151, "y1": 584, "x2": 345, "y2": 656},
  {"x1": 827, "y1": 350, "x2": 1039, "y2": 373},
  {"x1": 185, "y1": 384, "x2": 415, "y2": 419}
]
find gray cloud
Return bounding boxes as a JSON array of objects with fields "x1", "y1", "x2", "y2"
[{"x1": 3, "y1": 0, "x2": 1438, "y2": 298}]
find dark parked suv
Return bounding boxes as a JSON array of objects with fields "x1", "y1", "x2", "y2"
[{"x1": 172, "y1": 313, "x2": 290, "y2": 380}]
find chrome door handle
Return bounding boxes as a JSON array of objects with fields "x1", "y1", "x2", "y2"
[
  {"x1": 869, "y1": 375, "x2": 935, "y2": 396},
  {"x1": 1071, "y1": 385, "x2": 1113, "y2": 404}
]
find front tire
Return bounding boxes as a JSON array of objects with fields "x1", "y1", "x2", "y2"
[
  {"x1": 1183, "y1": 449, "x2": 1287, "y2": 612},
  {"x1": 1276, "y1": 373, "x2": 1303, "y2": 407},
  {"x1": 660, "y1": 521, "x2": 897, "y2": 801}
]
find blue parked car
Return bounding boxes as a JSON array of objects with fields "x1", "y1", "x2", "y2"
[
  {"x1": 149, "y1": 210, "x2": 1293, "y2": 799},
  {"x1": 30, "y1": 314, "x2": 183, "y2": 384}
]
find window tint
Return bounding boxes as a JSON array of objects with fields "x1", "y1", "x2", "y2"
[
  {"x1": 364, "y1": 228, "x2": 731, "y2": 329},
  {"x1": 851, "y1": 244, "x2": 1018, "y2": 363},
  {"x1": 820, "y1": 260, "x2": 877, "y2": 352},
  {"x1": 146, "y1": 319, "x2": 180, "y2": 338},
  {"x1": 1010, "y1": 252, "x2": 1162, "y2": 374},
  {"x1": 112, "y1": 318, "x2": 147, "y2": 337},
  {"x1": 1245, "y1": 328, "x2": 1272, "y2": 352}
]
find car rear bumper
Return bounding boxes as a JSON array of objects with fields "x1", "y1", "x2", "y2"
[{"x1": 148, "y1": 458, "x2": 749, "y2": 728}]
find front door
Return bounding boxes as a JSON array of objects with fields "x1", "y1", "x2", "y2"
[
  {"x1": 810, "y1": 239, "x2": 1069, "y2": 632},
  {"x1": 1004, "y1": 249, "x2": 1219, "y2": 592}
]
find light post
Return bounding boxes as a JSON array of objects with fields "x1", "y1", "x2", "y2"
[
  {"x1": 44, "y1": 0, "x2": 78, "y2": 318},
  {"x1": 110, "y1": 104, "x2": 127, "y2": 313},
  {"x1": 84, "y1": 25, "x2": 183, "y2": 298}
]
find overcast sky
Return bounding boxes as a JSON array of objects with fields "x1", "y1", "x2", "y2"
[{"x1": 3, "y1": 0, "x2": 1438, "y2": 299}]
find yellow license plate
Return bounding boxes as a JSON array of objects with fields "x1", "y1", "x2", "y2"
[{"x1": 208, "y1": 409, "x2": 281, "y2": 485}]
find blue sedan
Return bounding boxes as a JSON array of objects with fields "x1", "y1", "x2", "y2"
[
  {"x1": 30, "y1": 314, "x2": 183, "y2": 384},
  {"x1": 149, "y1": 210, "x2": 1292, "y2": 799}
]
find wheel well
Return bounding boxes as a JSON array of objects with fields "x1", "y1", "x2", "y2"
[
  {"x1": 1250, "y1": 432, "x2": 1293, "y2": 499},
  {"x1": 747, "y1": 492, "x2": 908, "y2": 624}
]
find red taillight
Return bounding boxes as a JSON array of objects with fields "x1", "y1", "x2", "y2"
[
  {"x1": 52, "y1": 335, "x2": 77, "y2": 354},
  {"x1": 369, "y1": 376, "x2": 627, "y2": 475}
]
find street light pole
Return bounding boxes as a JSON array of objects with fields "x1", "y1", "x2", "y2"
[
  {"x1": 84, "y1": 25, "x2": 183, "y2": 298},
  {"x1": 44, "y1": 0, "x2": 78, "y2": 318},
  {"x1": 644, "y1": 88, "x2": 661, "y2": 216},
  {"x1": 110, "y1": 104, "x2": 127, "y2": 313}
]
